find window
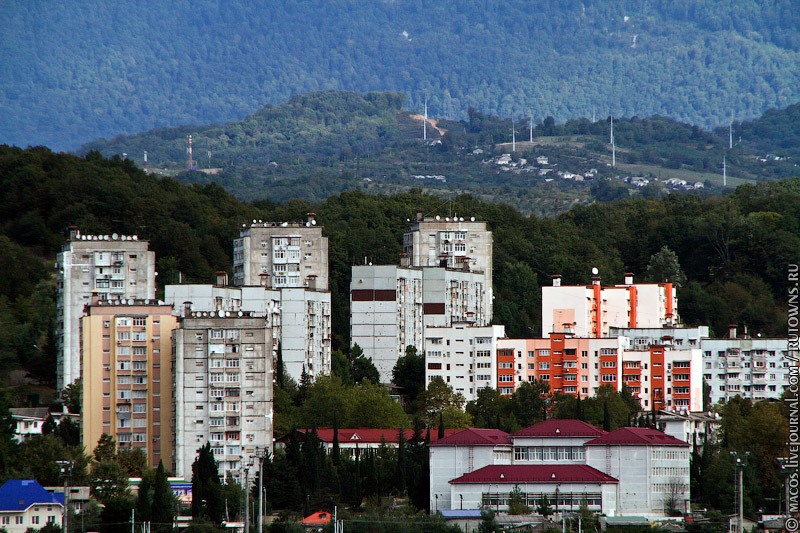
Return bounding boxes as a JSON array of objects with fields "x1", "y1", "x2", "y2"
[{"x1": 539, "y1": 362, "x2": 550, "y2": 370}]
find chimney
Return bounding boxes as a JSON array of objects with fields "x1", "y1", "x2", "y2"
[
  {"x1": 215, "y1": 271, "x2": 228, "y2": 287},
  {"x1": 259, "y1": 273, "x2": 270, "y2": 289},
  {"x1": 306, "y1": 212, "x2": 317, "y2": 226},
  {"x1": 592, "y1": 276, "x2": 601, "y2": 286},
  {"x1": 728, "y1": 324, "x2": 738, "y2": 339},
  {"x1": 624, "y1": 272, "x2": 634, "y2": 285},
  {"x1": 552, "y1": 274, "x2": 562, "y2": 287},
  {"x1": 183, "y1": 301, "x2": 193, "y2": 317},
  {"x1": 400, "y1": 252, "x2": 410, "y2": 268},
  {"x1": 416, "y1": 208, "x2": 424, "y2": 222},
  {"x1": 69, "y1": 226, "x2": 80, "y2": 241},
  {"x1": 307, "y1": 275, "x2": 317, "y2": 291},
  {"x1": 90, "y1": 290, "x2": 101, "y2": 306}
]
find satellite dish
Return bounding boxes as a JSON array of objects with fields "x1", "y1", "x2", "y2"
[
  {"x1": 112, "y1": 233, "x2": 118, "y2": 240},
  {"x1": 470, "y1": 216, "x2": 475, "y2": 222},
  {"x1": 311, "y1": 219, "x2": 316, "y2": 225},
  {"x1": 591, "y1": 267, "x2": 599, "y2": 276}
]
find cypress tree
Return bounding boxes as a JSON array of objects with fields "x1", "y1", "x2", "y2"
[
  {"x1": 191, "y1": 443, "x2": 224, "y2": 524},
  {"x1": 602, "y1": 401, "x2": 611, "y2": 431},
  {"x1": 438, "y1": 412, "x2": 445, "y2": 439},
  {"x1": 396, "y1": 428, "x2": 407, "y2": 494},
  {"x1": 332, "y1": 411, "x2": 340, "y2": 467},
  {"x1": 152, "y1": 460, "x2": 176, "y2": 533}
]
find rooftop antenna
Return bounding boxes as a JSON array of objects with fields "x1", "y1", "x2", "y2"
[
  {"x1": 511, "y1": 115, "x2": 516, "y2": 152},
  {"x1": 610, "y1": 114, "x2": 616, "y2": 168},
  {"x1": 529, "y1": 110, "x2": 534, "y2": 143},
  {"x1": 423, "y1": 97, "x2": 428, "y2": 141},
  {"x1": 187, "y1": 135, "x2": 195, "y2": 170}
]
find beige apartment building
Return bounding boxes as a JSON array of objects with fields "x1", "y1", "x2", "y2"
[{"x1": 81, "y1": 298, "x2": 177, "y2": 469}]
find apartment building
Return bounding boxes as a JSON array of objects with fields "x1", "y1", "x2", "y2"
[
  {"x1": 352, "y1": 265, "x2": 490, "y2": 382},
  {"x1": 495, "y1": 334, "x2": 702, "y2": 411},
  {"x1": 424, "y1": 324, "x2": 506, "y2": 401},
  {"x1": 172, "y1": 312, "x2": 273, "y2": 482},
  {"x1": 541, "y1": 274, "x2": 677, "y2": 338},
  {"x1": 81, "y1": 298, "x2": 177, "y2": 468},
  {"x1": 232, "y1": 216, "x2": 328, "y2": 291},
  {"x1": 56, "y1": 229, "x2": 156, "y2": 390},
  {"x1": 165, "y1": 274, "x2": 331, "y2": 381},
  {"x1": 702, "y1": 327, "x2": 792, "y2": 405}
]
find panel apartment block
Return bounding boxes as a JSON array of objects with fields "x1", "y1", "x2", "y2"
[
  {"x1": 81, "y1": 299, "x2": 177, "y2": 469},
  {"x1": 56, "y1": 229, "x2": 156, "y2": 390},
  {"x1": 232, "y1": 218, "x2": 328, "y2": 291},
  {"x1": 172, "y1": 313, "x2": 273, "y2": 481},
  {"x1": 351, "y1": 265, "x2": 490, "y2": 383},
  {"x1": 165, "y1": 279, "x2": 331, "y2": 381},
  {"x1": 541, "y1": 274, "x2": 676, "y2": 338}
]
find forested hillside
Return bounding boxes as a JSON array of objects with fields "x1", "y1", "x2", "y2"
[
  {"x1": 1, "y1": 146, "x2": 797, "y2": 399},
  {"x1": 79, "y1": 91, "x2": 800, "y2": 215},
  {"x1": 3, "y1": 1, "x2": 800, "y2": 150}
]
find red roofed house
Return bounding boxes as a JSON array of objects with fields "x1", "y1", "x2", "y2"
[
  {"x1": 300, "y1": 510, "x2": 331, "y2": 531},
  {"x1": 430, "y1": 421, "x2": 690, "y2": 518},
  {"x1": 279, "y1": 428, "x2": 460, "y2": 457},
  {"x1": 449, "y1": 464, "x2": 618, "y2": 514},
  {"x1": 585, "y1": 427, "x2": 690, "y2": 516},
  {"x1": 430, "y1": 428, "x2": 512, "y2": 512}
]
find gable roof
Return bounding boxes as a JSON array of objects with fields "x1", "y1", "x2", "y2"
[
  {"x1": 450, "y1": 464, "x2": 618, "y2": 484},
  {"x1": 0, "y1": 480, "x2": 64, "y2": 512},
  {"x1": 585, "y1": 427, "x2": 690, "y2": 446},
  {"x1": 430, "y1": 428, "x2": 511, "y2": 447},
  {"x1": 513, "y1": 419, "x2": 605, "y2": 438},
  {"x1": 301, "y1": 511, "x2": 332, "y2": 525},
  {"x1": 282, "y1": 428, "x2": 460, "y2": 445}
]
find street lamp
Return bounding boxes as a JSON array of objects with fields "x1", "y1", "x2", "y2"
[
  {"x1": 56, "y1": 460, "x2": 74, "y2": 533},
  {"x1": 731, "y1": 452, "x2": 750, "y2": 533}
]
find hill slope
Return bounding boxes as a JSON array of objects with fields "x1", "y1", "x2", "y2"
[{"x1": 3, "y1": 1, "x2": 800, "y2": 150}]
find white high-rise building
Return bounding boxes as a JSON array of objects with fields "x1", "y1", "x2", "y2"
[
  {"x1": 351, "y1": 265, "x2": 490, "y2": 382},
  {"x1": 165, "y1": 274, "x2": 331, "y2": 381},
  {"x1": 232, "y1": 216, "x2": 328, "y2": 291},
  {"x1": 541, "y1": 273, "x2": 678, "y2": 338},
  {"x1": 351, "y1": 214, "x2": 493, "y2": 383},
  {"x1": 172, "y1": 312, "x2": 273, "y2": 481},
  {"x1": 56, "y1": 229, "x2": 156, "y2": 390}
]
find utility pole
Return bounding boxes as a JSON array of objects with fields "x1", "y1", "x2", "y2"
[
  {"x1": 57, "y1": 460, "x2": 73, "y2": 533},
  {"x1": 731, "y1": 451, "x2": 749, "y2": 533},
  {"x1": 255, "y1": 447, "x2": 267, "y2": 533},
  {"x1": 243, "y1": 466, "x2": 250, "y2": 533}
]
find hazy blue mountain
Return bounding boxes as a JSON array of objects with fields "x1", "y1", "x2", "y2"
[{"x1": 3, "y1": 0, "x2": 800, "y2": 150}]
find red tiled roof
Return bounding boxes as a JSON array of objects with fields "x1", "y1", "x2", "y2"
[
  {"x1": 585, "y1": 427, "x2": 690, "y2": 446},
  {"x1": 281, "y1": 428, "x2": 460, "y2": 445},
  {"x1": 513, "y1": 419, "x2": 605, "y2": 438},
  {"x1": 430, "y1": 428, "x2": 511, "y2": 447},
  {"x1": 301, "y1": 511, "x2": 332, "y2": 525},
  {"x1": 450, "y1": 464, "x2": 618, "y2": 484}
]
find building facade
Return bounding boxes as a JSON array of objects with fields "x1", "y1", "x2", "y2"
[
  {"x1": 0, "y1": 480, "x2": 64, "y2": 533},
  {"x1": 424, "y1": 324, "x2": 506, "y2": 402},
  {"x1": 352, "y1": 265, "x2": 491, "y2": 382},
  {"x1": 701, "y1": 331, "x2": 792, "y2": 405},
  {"x1": 81, "y1": 298, "x2": 177, "y2": 469},
  {"x1": 172, "y1": 312, "x2": 273, "y2": 482},
  {"x1": 232, "y1": 217, "x2": 328, "y2": 291},
  {"x1": 56, "y1": 229, "x2": 156, "y2": 390},
  {"x1": 541, "y1": 274, "x2": 677, "y2": 338},
  {"x1": 165, "y1": 280, "x2": 331, "y2": 381}
]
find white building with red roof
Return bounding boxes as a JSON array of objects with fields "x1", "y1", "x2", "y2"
[
  {"x1": 448, "y1": 464, "x2": 618, "y2": 514},
  {"x1": 430, "y1": 421, "x2": 690, "y2": 518},
  {"x1": 585, "y1": 427, "x2": 690, "y2": 516},
  {"x1": 430, "y1": 428, "x2": 512, "y2": 512}
]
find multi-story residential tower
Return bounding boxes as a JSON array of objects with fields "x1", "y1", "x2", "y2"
[
  {"x1": 402, "y1": 212, "x2": 493, "y2": 318},
  {"x1": 352, "y1": 265, "x2": 490, "y2": 382},
  {"x1": 56, "y1": 229, "x2": 156, "y2": 390},
  {"x1": 172, "y1": 312, "x2": 273, "y2": 481},
  {"x1": 702, "y1": 327, "x2": 792, "y2": 405},
  {"x1": 232, "y1": 217, "x2": 328, "y2": 290},
  {"x1": 165, "y1": 273, "x2": 331, "y2": 381},
  {"x1": 541, "y1": 274, "x2": 677, "y2": 338},
  {"x1": 423, "y1": 324, "x2": 506, "y2": 401},
  {"x1": 81, "y1": 298, "x2": 177, "y2": 469}
]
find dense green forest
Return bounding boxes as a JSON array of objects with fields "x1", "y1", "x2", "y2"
[
  {"x1": 3, "y1": 1, "x2": 800, "y2": 150},
  {"x1": 0, "y1": 146, "x2": 797, "y2": 528},
  {"x1": 0, "y1": 145, "x2": 797, "y2": 394},
  {"x1": 79, "y1": 91, "x2": 800, "y2": 215}
]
